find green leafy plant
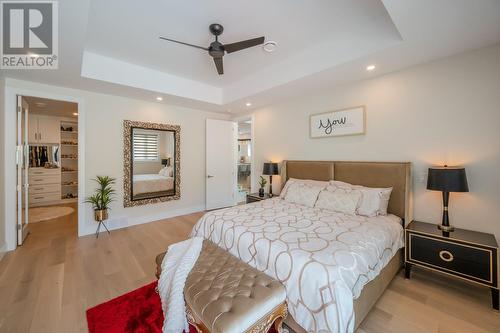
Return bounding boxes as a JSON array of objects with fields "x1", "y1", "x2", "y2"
[
  {"x1": 85, "y1": 176, "x2": 116, "y2": 210},
  {"x1": 259, "y1": 176, "x2": 267, "y2": 189}
]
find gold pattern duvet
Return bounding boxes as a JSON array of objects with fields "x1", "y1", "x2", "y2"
[{"x1": 191, "y1": 198, "x2": 404, "y2": 333}]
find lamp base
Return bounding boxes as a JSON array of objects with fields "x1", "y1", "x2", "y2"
[{"x1": 437, "y1": 224, "x2": 455, "y2": 232}]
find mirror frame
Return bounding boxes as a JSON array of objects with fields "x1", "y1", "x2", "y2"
[{"x1": 123, "y1": 120, "x2": 181, "y2": 207}]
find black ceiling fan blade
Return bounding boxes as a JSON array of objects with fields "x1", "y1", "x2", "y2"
[
  {"x1": 213, "y1": 57, "x2": 224, "y2": 75},
  {"x1": 223, "y1": 36, "x2": 265, "y2": 54},
  {"x1": 159, "y1": 37, "x2": 208, "y2": 51}
]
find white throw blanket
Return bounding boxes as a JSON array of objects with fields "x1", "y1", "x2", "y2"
[{"x1": 158, "y1": 237, "x2": 204, "y2": 333}]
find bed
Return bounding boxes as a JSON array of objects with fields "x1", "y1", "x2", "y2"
[
  {"x1": 191, "y1": 161, "x2": 412, "y2": 333},
  {"x1": 132, "y1": 174, "x2": 174, "y2": 196}
]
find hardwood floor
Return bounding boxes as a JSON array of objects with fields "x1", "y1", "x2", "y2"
[{"x1": 0, "y1": 208, "x2": 498, "y2": 333}]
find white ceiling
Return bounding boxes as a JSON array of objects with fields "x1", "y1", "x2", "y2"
[
  {"x1": 3, "y1": 0, "x2": 500, "y2": 113},
  {"x1": 24, "y1": 96, "x2": 78, "y2": 118},
  {"x1": 85, "y1": 0, "x2": 399, "y2": 86}
]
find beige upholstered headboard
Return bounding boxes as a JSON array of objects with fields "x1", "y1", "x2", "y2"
[{"x1": 281, "y1": 160, "x2": 413, "y2": 225}]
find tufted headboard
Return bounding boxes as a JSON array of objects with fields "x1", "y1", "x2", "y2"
[{"x1": 280, "y1": 160, "x2": 412, "y2": 225}]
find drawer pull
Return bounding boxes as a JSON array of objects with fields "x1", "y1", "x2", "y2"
[{"x1": 439, "y1": 250, "x2": 454, "y2": 262}]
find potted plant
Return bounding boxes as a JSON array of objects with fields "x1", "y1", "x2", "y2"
[
  {"x1": 258, "y1": 176, "x2": 267, "y2": 197},
  {"x1": 85, "y1": 176, "x2": 116, "y2": 237}
]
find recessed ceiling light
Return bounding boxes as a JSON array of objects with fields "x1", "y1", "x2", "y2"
[
  {"x1": 156, "y1": 96, "x2": 163, "y2": 101},
  {"x1": 72, "y1": 112, "x2": 79, "y2": 116},
  {"x1": 263, "y1": 41, "x2": 278, "y2": 53},
  {"x1": 245, "y1": 102, "x2": 252, "y2": 107},
  {"x1": 366, "y1": 65, "x2": 376, "y2": 71}
]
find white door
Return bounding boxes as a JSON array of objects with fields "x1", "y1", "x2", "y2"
[
  {"x1": 206, "y1": 119, "x2": 237, "y2": 210},
  {"x1": 17, "y1": 96, "x2": 30, "y2": 245}
]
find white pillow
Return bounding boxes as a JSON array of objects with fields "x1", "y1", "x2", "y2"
[
  {"x1": 159, "y1": 166, "x2": 174, "y2": 177},
  {"x1": 329, "y1": 180, "x2": 392, "y2": 217},
  {"x1": 284, "y1": 181, "x2": 326, "y2": 207},
  {"x1": 158, "y1": 166, "x2": 168, "y2": 176},
  {"x1": 315, "y1": 189, "x2": 362, "y2": 215},
  {"x1": 280, "y1": 178, "x2": 329, "y2": 198}
]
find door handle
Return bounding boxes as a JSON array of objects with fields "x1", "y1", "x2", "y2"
[{"x1": 207, "y1": 175, "x2": 214, "y2": 178}]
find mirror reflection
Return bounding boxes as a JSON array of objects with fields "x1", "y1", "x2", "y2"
[{"x1": 131, "y1": 128, "x2": 176, "y2": 200}]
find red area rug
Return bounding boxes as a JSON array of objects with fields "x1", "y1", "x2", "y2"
[
  {"x1": 86, "y1": 281, "x2": 196, "y2": 333},
  {"x1": 87, "y1": 281, "x2": 281, "y2": 333}
]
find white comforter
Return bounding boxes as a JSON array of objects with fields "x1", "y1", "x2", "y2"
[
  {"x1": 133, "y1": 174, "x2": 174, "y2": 195},
  {"x1": 191, "y1": 198, "x2": 404, "y2": 333}
]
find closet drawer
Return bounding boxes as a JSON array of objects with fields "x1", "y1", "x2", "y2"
[
  {"x1": 30, "y1": 184, "x2": 60, "y2": 194},
  {"x1": 29, "y1": 192, "x2": 61, "y2": 204},
  {"x1": 29, "y1": 168, "x2": 60, "y2": 176},
  {"x1": 29, "y1": 175, "x2": 61, "y2": 185}
]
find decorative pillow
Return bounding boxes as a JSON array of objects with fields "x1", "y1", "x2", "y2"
[
  {"x1": 159, "y1": 166, "x2": 174, "y2": 177},
  {"x1": 328, "y1": 180, "x2": 392, "y2": 217},
  {"x1": 315, "y1": 189, "x2": 362, "y2": 215},
  {"x1": 283, "y1": 181, "x2": 326, "y2": 207},
  {"x1": 158, "y1": 167, "x2": 168, "y2": 176},
  {"x1": 280, "y1": 178, "x2": 329, "y2": 198}
]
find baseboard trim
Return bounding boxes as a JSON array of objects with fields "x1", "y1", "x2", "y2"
[{"x1": 78, "y1": 205, "x2": 206, "y2": 237}]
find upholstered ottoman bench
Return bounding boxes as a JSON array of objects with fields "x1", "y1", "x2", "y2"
[{"x1": 156, "y1": 240, "x2": 287, "y2": 333}]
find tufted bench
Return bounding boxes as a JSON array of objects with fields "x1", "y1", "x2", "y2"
[{"x1": 156, "y1": 240, "x2": 287, "y2": 333}]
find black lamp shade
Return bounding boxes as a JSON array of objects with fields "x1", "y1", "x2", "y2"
[
  {"x1": 263, "y1": 162, "x2": 279, "y2": 175},
  {"x1": 427, "y1": 167, "x2": 469, "y2": 192}
]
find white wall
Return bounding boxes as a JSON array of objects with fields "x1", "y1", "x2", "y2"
[
  {"x1": 251, "y1": 44, "x2": 500, "y2": 240},
  {"x1": 2, "y1": 78, "x2": 229, "y2": 250},
  {"x1": 0, "y1": 77, "x2": 6, "y2": 258}
]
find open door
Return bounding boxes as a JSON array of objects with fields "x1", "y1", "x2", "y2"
[
  {"x1": 206, "y1": 119, "x2": 237, "y2": 210},
  {"x1": 17, "y1": 96, "x2": 30, "y2": 245}
]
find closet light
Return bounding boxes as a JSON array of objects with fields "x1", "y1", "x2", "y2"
[
  {"x1": 156, "y1": 96, "x2": 163, "y2": 101},
  {"x1": 245, "y1": 102, "x2": 252, "y2": 107},
  {"x1": 366, "y1": 65, "x2": 376, "y2": 71}
]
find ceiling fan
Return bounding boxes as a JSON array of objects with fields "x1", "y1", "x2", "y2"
[{"x1": 159, "y1": 23, "x2": 265, "y2": 75}]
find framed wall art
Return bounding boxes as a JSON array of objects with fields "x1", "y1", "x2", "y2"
[{"x1": 310, "y1": 106, "x2": 365, "y2": 138}]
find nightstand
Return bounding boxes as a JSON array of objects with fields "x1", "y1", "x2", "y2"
[
  {"x1": 405, "y1": 220, "x2": 499, "y2": 310},
  {"x1": 246, "y1": 193, "x2": 272, "y2": 203}
]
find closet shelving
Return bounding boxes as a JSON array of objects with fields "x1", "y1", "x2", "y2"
[{"x1": 60, "y1": 120, "x2": 78, "y2": 202}]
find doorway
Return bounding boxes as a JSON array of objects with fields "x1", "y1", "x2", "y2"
[{"x1": 16, "y1": 95, "x2": 79, "y2": 245}]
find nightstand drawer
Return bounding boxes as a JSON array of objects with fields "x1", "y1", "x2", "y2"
[{"x1": 408, "y1": 234, "x2": 493, "y2": 284}]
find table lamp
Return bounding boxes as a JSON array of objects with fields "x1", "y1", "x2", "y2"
[
  {"x1": 427, "y1": 165, "x2": 469, "y2": 232},
  {"x1": 263, "y1": 162, "x2": 279, "y2": 197}
]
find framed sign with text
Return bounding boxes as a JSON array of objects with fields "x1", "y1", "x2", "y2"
[{"x1": 310, "y1": 106, "x2": 365, "y2": 138}]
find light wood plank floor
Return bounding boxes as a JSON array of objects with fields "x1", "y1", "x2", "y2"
[{"x1": 0, "y1": 207, "x2": 498, "y2": 333}]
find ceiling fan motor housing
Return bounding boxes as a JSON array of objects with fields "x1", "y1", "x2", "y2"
[{"x1": 209, "y1": 41, "x2": 225, "y2": 58}]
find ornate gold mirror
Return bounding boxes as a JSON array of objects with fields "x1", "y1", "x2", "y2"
[{"x1": 123, "y1": 120, "x2": 180, "y2": 207}]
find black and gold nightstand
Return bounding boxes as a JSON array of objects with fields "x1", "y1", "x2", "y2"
[
  {"x1": 405, "y1": 220, "x2": 499, "y2": 310},
  {"x1": 246, "y1": 193, "x2": 272, "y2": 204}
]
